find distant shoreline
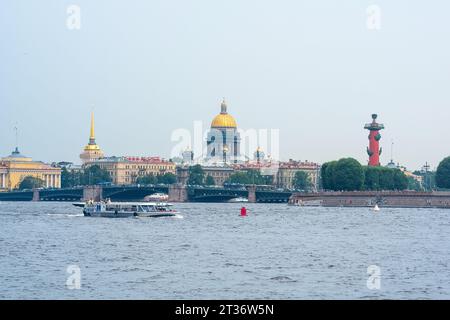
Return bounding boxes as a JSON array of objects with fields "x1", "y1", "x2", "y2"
[{"x1": 290, "y1": 191, "x2": 450, "y2": 209}]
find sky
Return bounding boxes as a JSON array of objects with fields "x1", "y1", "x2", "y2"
[{"x1": 1, "y1": 0, "x2": 449, "y2": 171}]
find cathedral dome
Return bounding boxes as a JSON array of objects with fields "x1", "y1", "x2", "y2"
[
  {"x1": 211, "y1": 99, "x2": 237, "y2": 128},
  {"x1": 211, "y1": 114, "x2": 237, "y2": 128}
]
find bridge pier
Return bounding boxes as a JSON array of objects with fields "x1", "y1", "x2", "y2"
[
  {"x1": 168, "y1": 185, "x2": 188, "y2": 202},
  {"x1": 83, "y1": 186, "x2": 103, "y2": 202},
  {"x1": 247, "y1": 185, "x2": 256, "y2": 203},
  {"x1": 32, "y1": 189, "x2": 40, "y2": 201}
]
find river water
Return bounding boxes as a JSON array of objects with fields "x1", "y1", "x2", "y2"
[{"x1": 0, "y1": 202, "x2": 449, "y2": 299}]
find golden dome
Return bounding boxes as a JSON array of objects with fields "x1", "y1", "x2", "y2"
[
  {"x1": 211, "y1": 99, "x2": 237, "y2": 128},
  {"x1": 211, "y1": 114, "x2": 237, "y2": 128}
]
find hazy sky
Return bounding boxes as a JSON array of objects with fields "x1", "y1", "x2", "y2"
[{"x1": 1, "y1": 0, "x2": 449, "y2": 170}]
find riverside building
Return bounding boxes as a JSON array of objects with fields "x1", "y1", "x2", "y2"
[
  {"x1": 85, "y1": 156, "x2": 176, "y2": 185},
  {"x1": 0, "y1": 147, "x2": 61, "y2": 190}
]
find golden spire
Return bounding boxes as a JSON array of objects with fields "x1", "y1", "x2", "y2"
[
  {"x1": 84, "y1": 111, "x2": 100, "y2": 150},
  {"x1": 90, "y1": 112, "x2": 95, "y2": 140}
]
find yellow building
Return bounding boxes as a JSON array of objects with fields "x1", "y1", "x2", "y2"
[
  {"x1": 80, "y1": 112, "x2": 104, "y2": 164},
  {"x1": 0, "y1": 148, "x2": 61, "y2": 191},
  {"x1": 85, "y1": 156, "x2": 176, "y2": 185},
  {"x1": 275, "y1": 160, "x2": 320, "y2": 190}
]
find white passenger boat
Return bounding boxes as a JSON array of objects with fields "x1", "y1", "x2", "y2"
[
  {"x1": 82, "y1": 201, "x2": 179, "y2": 218},
  {"x1": 228, "y1": 197, "x2": 249, "y2": 203},
  {"x1": 144, "y1": 193, "x2": 169, "y2": 202}
]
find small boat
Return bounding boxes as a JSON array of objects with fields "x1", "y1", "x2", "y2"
[
  {"x1": 228, "y1": 197, "x2": 249, "y2": 203},
  {"x1": 72, "y1": 202, "x2": 85, "y2": 208},
  {"x1": 289, "y1": 199, "x2": 322, "y2": 207},
  {"x1": 81, "y1": 201, "x2": 179, "y2": 218},
  {"x1": 372, "y1": 204, "x2": 380, "y2": 212},
  {"x1": 144, "y1": 193, "x2": 169, "y2": 202}
]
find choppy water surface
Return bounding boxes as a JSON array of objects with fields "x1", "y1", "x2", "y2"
[{"x1": 0, "y1": 202, "x2": 449, "y2": 299}]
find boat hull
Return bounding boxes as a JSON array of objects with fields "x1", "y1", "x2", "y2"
[
  {"x1": 136, "y1": 212, "x2": 178, "y2": 218},
  {"x1": 83, "y1": 209, "x2": 177, "y2": 218},
  {"x1": 83, "y1": 210, "x2": 135, "y2": 218}
]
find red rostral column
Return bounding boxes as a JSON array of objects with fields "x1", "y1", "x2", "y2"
[{"x1": 364, "y1": 114, "x2": 385, "y2": 166}]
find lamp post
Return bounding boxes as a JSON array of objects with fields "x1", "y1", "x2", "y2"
[{"x1": 423, "y1": 162, "x2": 431, "y2": 191}]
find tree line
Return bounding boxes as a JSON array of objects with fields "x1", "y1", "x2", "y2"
[
  {"x1": 17, "y1": 156, "x2": 450, "y2": 191},
  {"x1": 186, "y1": 165, "x2": 274, "y2": 186},
  {"x1": 135, "y1": 172, "x2": 177, "y2": 185},
  {"x1": 62, "y1": 165, "x2": 180, "y2": 188},
  {"x1": 436, "y1": 156, "x2": 450, "y2": 189},
  {"x1": 320, "y1": 156, "x2": 450, "y2": 192},
  {"x1": 225, "y1": 170, "x2": 272, "y2": 185},
  {"x1": 61, "y1": 165, "x2": 112, "y2": 188},
  {"x1": 16, "y1": 165, "x2": 113, "y2": 190},
  {"x1": 321, "y1": 158, "x2": 409, "y2": 191}
]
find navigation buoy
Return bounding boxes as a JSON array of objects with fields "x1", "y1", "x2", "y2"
[{"x1": 240, "y1": 207, "x2": 247, "y2": 216}]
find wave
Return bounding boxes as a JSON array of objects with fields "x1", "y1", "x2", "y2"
[{"x1": 46, "y1": 213, "x2": 84, "y2": 217}]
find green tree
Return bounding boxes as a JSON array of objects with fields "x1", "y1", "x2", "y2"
[
  {"x1": 333, "y1": 158, "x2": 364, "y2": 191},
  {"x1": 363, "y1": 167, "x2": 408, "y2": 191},
  {"x1": 436, "y1": 157, "x2": 450, "y2": 189},
  {"x1": 320, "y1": 162, "x2": 330, "y2": 190},
  {"x1": 19, "y1": 176, "x2": 44, "y2": 190},
  {"x1": 245, "y1": 169, "x2": 268, "y2": 185},
  {"x1": 225, "y1": 170, "x2": 269, "y2": 185},
  {"x1": 413, "y1": 170, "x2": 436, "y2": 191},
  {"x1": 205, "y1": 175, "x2": 215, "y2": 186},
  {"x1": 226, "y1": 172, "x2": 251, "y2": 184},
  {"x1": 60, "y1": 168, "x2": 83, "y2": 188},
  {"x1": 364, "y1": 166, "x2": 381, "y2": 190},
  {"x1": 393, "y1": 169, "x2": 408, "y2": 190},
  {"x1": 157, "y1": 173, "x2": 177, "y2": 185},
  {"x1": 407, "y1": 176, "x2": 423, "y2": 191},
  {"x1": 378, "y1": 167, "x2": 395, "y2": 190},
  {"x1": 82, "y1": 165, "x2": 112, "y2": 185},
  {"x1": 187, "y1": 164, "x2": 205, "y2": 185},
  {"x1": 293, "y1": 171, "x2": 311, "y2": 190},
  {"x1": 136, "y1": 174, "x2": 158, "y2": 185},
  {"x1": 321, "y1": 161, "x2": 337, "y2": 190},
  {"x1": 61, "y1": 167, "x2": 71, "y2": 188}
]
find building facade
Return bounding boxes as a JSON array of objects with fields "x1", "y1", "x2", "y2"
[
  {"x1": 206, "y1": 99, "x2": 241, "y2": 164},
  {"x1": 80, "y1": 112, "x2": 104, "y2": 164},
  {"x1": 274, "y1": 160, "x2": 320, "y2": 190},
  {"x1": 85, "y1": 156, "x2": 176, "y2": 185},
  {"x1": 0, "y1": 148, "x2": 61, "y2": 191},
  {"x1": 182, "y1": 148, "x2": 194, "y2": 164}
]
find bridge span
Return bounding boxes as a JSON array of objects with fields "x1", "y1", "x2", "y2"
[{"x1": 0, "y1": 185, "x2": 292, "y2": 203}]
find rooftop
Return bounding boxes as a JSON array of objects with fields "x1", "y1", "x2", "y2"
[
  {"x1": 1, "y1": 147, "x2": 33, "y2": 162},
  {"x1": 90, "y1": 156, "x2": 173, "y2": 164}
]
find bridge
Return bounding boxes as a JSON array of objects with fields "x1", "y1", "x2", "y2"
[{"x1": 0, "y1": 185, "x2": 292, "y2": 203}]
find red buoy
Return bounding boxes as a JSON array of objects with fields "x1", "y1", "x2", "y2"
[{"x1": 240, "y1": 207, "x2": 247, "y2": 216}]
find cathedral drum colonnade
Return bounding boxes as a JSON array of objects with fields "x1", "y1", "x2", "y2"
[{"x1": 206, "y1": 99, "x2": 241, "y2": 164}]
